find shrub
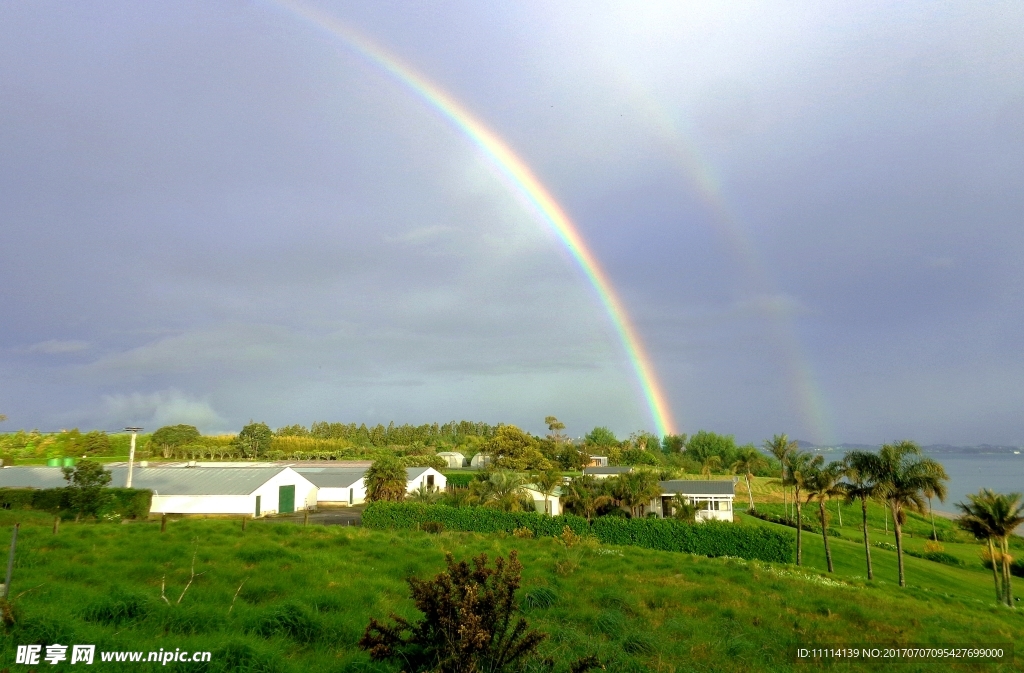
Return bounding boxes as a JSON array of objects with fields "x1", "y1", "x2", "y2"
[
  {"x1": 0, "y1": 489, "x2": 36, "y2": 510},
  {"x1": 422, "y1": 521, "x2": 445, "y2": 534},
  {"x1": 513, "y1": 527, "x2": 534, "y2": 539},
  {"x1": 363, "y1": 503, "x2": 793, "y2": 563},
  {"x1": 443, "y1": 472, "x2": 474, "y2": 488},
  {"x1": 745, "y1": 509, "x2": 840, "y2": 537}
]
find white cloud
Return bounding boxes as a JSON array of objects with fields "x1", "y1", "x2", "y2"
[
  {"x1": 27, "y1": 339, "x2": 90, "y2": 354},
  {"x1": 100, "y1": 389, "x2": 226, "y2": 433}
]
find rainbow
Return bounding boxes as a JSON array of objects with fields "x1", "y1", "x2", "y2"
[{"x1": 266, "y1": 1, "x2": 677, "y2": 436}]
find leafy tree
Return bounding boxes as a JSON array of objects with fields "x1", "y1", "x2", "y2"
[
  {"x1": 544, "y1": 416, "x2": 567, "y2": 445},
  {"x1": 556, "y1": 443, "x2": 590, "y2": 472},
  {"x1": 561, "y1": 477, "x2": 611, "y2": 522},
  {"x1": 620, "y1": 446, "x2": 660, "y2": 467},
  {"x1": 275, "y1": 424, "x2": 309, "y2": 437},
  {"x1": 731, "y1": 447, "x2": 766, "y2": 511},
  {"x1": 62, "y1": 459, "x2": 112, "y2": 520},
  {"x1": 686, "y1": 431, "x2": 737, "y2": 464},
  {"x1": 874, "y1": 440, "x2": 949, "y2": 587},
  {"x1": 660, "y1": 433, "x2": 687, "y2": 454},
  {"x1": 584, "y1": 427, "x2": 618, "y2": 447},
  {"x1": 366, "y1": 456, "x2": 407, "y2": 502},
  {"x1": 956, "y1": 489, "x2": 1024, "y2": 607},
  {"x1": 783, "y1": 451, "x2": 821, "y2": 566},
  {"x1": 359, "y1": 551, "x2": 599, "y2": 673},
  {"x1": 151, "y1": 424, "x2": 200, "y2": 449},
  {"x1": 235, "y1": 422, "x2": 273, "y2": 459},
  {"x1": 843, "y1": 450, "x2": 882, "y2": 580},
  {"x1": 484, "y1": 426, "x2": 550, "y2": 471},
  {"x1": 803, "y1": 461, "x2": 846, "y2": 573},
  {"x1": 764, "y1": 434, "x2": 798, "y2": 519}
]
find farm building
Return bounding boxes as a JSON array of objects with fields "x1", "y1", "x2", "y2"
[
  {"x1": 0, "y1": 466, "x2": 317, "y2": 517},
  {"x1": 469, "y1": 453, "x2": 492, "y2": 468},
  {"x1": 406, "y1": 467, "x2": 445, "y2": 492},
  {"x1": 651, "y1": 480, "x2": 735, "y2": 522},
  {"x1": 294, "y1": 468, "x2": 366, "y2": 506},
  {"x1": 435, "y1": 452, "x2": 467, "y2": 468},
  {"x1": 582, "y1": 466, "x2": 632, "y2": 479},
  {"x1": 587, "y1": 456, "x2": 609, "y2": 467}
]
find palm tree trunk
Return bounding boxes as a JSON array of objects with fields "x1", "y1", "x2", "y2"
[
  {"x1": 1002, "y1": 538, "x2": 1014, "y2": 608},
  {"x1": 988, "y1": 538, "x2": 1003, "y2": 603},
  {"x1": 836, "y1": 500, "x2": 842, "y2": 527},
  {"x1": 928, "y1": 496, "x2": 937, "y2": 541},
  {"x1": 795, "y1": 495, "x2": 803, "y2": 566},
  {"x1": 820, "y1": 500, "x2": 834, "y2": 573},
  {"x1": 745, "y1": 474, "x2": 754, "y2": 511},
  {"x1": 861, "y1": 497, "x2": 873, "y2": 580},
  {"x1": 893, "y1": 506, "x2": 906, "y2": 587},
  {"x1": 883, "y1": 503, "x2": 888, "y2": 535}
]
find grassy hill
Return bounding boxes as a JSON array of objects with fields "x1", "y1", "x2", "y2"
[{"x1": 0, "y1": 510, "x2": 1020, "y2": 672}]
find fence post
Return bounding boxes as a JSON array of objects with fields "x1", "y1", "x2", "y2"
[
  {"x1": 303, "y1": 510, "x2": 309, "y2": 526},
  {"x1": 2, "y1": 524, "x2": 19, "y2": 599},
  {"x1": 161, "y1": 514, "x2": 167, "y2": 533},
  {"x1": 52, "y1": 517, "x2": 60, "y2": 535},
  {"x1": 242, "y1": 516, "x2": 247, "y2": 532}
]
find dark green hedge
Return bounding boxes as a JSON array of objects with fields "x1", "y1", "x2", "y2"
[
  {"x1": 442, "y1": 472, "x2": 475, "y2": 488},
  {"x1": 363, "y1": 503, "x2": 793, "y2": 563},
  {"x1": 0, "y1": 487, "x2": 152, "y2": 519}
]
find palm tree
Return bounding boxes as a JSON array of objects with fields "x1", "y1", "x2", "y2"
[
  {"x1": 843, "y1": 450, "x2": 881, "y2": 580},
  {"x1": 669, "y1": 493, "x2": 698, "y2": 523},
  {"x1": 700, "y1": 455, "x2": 722, "y2": 479},
  {"x1": 803, "y1": 461, "x2": 846, "y2": 573},
  {"x1": 531, "y1": 470, "x2": 563, "y2": 516},
  {"x1": 956, "y1": 489, "x2": 1024, "y2": 607},
  {"x1": 783, "y1": 451, "x2": 821, "y2": 566},
  {"x1": 731, "y1": 447, "x2": 766, "y2": 512},
  {"x1": 764, "y1": 434, "x2": 797, "y2": 520},
  {"x1": 408, "y1": 483, "x2": 441, "y2": 504},
  {"x1": 874, "y1": 441, "x2": 949, "y2": 587},
  {"x1": 477, "y1": 470, "x2": 533, "y2": 512},
  {"x1": 921, "y1": 460, "x2": 950, "y2": 541},
  {"x1": 562, "y1": 476, "x2": 612, "y2": 522},
  {"x1": 365, "y1": 456, "x2": 408, "y2": 502},
  {"x1": 611, "y1": 470, "x2": 661, "y2": 518}
]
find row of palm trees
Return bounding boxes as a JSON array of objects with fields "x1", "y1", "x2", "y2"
[{"x1": 768, "y1": 436, "x2": 949, "y2": 587}]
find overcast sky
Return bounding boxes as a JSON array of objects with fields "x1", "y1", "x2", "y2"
[{"x1": 2, "y1": 1, "x2": 1023, "y2": 446}]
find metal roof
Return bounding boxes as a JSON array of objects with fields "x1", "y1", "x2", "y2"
[
  {"x1": 0, "y1": 466, "x2": 306, "y2": 496},
  {"x1": 583, "y1": 466, "x2": 633, "y2": 474},
  {"x1": 659, "y1": 480, "x2": 735, "y2": 496},
  {"x1": 294, "y1": 468, "x2": 365, "y2": 488}
]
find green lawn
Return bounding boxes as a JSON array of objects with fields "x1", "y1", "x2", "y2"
[{"x1": 0, "y1": 510, "x2": 1020, "y2": 672}]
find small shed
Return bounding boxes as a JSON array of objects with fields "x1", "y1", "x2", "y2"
[
  {"x1": 582, "y1": 466, "x2": 633, "y2": 479},
  {"x1": 469, "y1": 453, "x2": 492, "y2": 468},
  {"x1": 435, "y1": 452, "x2": 466, "y2": 468},
  {"x1": 653, "y1": 480, "x2": 735, "y2": 522},
  {"x1": 406, "y1": 467, "x2": 446, "y2": 492},
  {"x1": 294, "y1": 468, "x2": 366, "y2": 506}
]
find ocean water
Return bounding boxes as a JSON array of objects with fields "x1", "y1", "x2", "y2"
[{"x1": 929, "y1": 453, "x2": 1024, "y2": 514}]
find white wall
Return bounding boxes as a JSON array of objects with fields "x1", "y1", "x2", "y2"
[
  {"x1": 150, "y1": 494, "x2": 254, "y2": 515},
  {"x1": 407, "y1": 468, "x2": 446, "y2": 492},
  {"x1": 653, "y1": 495, "x2": 734, "y2": 522},
  {"x1": 317, "y1": 480, "x2": 366, "y2": 505},
  {"x1": 525, "y1": 488, "x2": 561, "y2": 516},
  {"x1": 251, "y1": 468, "x2": 318, "y2": 516}
]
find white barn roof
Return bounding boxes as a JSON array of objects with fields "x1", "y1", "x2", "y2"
[{"x1": 0, "y1": 466, "x2": 306, "y2": 496}]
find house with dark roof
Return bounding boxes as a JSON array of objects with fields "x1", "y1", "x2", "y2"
[
  {"x1": 293, "y1": 466, "x2": 446, "y2": 505},
  {"x1": 651, "y1": 479, "x2": 735, "y2": 522}
]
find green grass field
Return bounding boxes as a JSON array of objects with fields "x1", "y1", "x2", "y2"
[{"x1": 0, "y1": 510, "x2": 1020, "y2": 673}]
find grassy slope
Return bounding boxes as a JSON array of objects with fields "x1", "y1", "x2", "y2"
[{"x1": 0, "y1": 511, "x2": 1020, "y2": 673}]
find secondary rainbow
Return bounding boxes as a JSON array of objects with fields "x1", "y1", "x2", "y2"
[{"x1": 268, "y1": 1, "x2": 677, "y2": 436}]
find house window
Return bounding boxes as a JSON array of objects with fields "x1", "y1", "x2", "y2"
[{"x1": 427, "y1": 474, "x2": 435, "y2": 488}]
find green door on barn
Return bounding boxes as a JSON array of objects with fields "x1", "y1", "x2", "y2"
[{"x1": 279, "y1": 485, "x2": 295, "y2": 514}]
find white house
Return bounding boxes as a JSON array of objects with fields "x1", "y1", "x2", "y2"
[
  {"x1": 294, "y1": 468, "x2": 366, "y2": 506},
  {"x1": 652, "y1": 480, "x2": 734, "y2": 522},
  {"x1": 435, "y1": 452, "x2": 467, "y2": 468},
  {"x1": 587, "y1": 456, "x2": 609, "y2": 467},
  {"x1": 0, "y1": 466, "x2": 318, "y2": 517},
  {"x1": 406, "y1": 467, "x2": 446, "y2": 492},
  {"x1": 469, "y1": 453, "x2": 492, "y2": 468},
  {"x1": 524, "y1": 485, "x2": 562, "y2": 516},
  {"x1": 582, "y1": 466, "x2": 632, "y2": 480}
]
